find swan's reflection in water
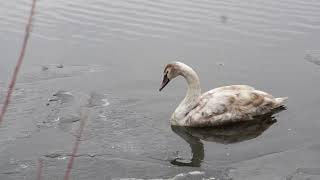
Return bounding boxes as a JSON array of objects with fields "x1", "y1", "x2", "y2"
[{"x1": 171, "y1": 111, "x2": 282, "y2": 167}]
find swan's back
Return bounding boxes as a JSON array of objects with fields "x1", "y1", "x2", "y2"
[{"x1": 183, "y1": 85, "x2": 287, "y2": 127}]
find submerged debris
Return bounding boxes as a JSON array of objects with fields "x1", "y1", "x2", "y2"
[
  {"x1": 41, "y1": 64, "x2": 64, "y2": 72},
  {"x1": 217, "y1": 62, "x2": 225, "y2": 67},
  {"x1": 56, "y1": 64, "x2": 64, "y2": 68},
  {"x1": 305, "y1": 50, "x2": 320, "y2": 66},
  {"x1": 48, "y1": 90, "x2": 74, "y2": 104},
  {"x1": 220, "y1": 15, "x2": 228, "y2": 23},
  {"x1": 45, "y1": 153, "x2": 61, "y2": 158},
  {"x1": 41, "y1": 66, "x2": 49, "y2": 71},
  {"x1": 59, "y1": 115, "x2": 80, "y2": 123}
]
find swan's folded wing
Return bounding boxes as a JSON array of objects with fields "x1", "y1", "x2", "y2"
[
  {"x1": 233, "y1": 90, "x2": 277, "y2": 113},
  {"x1": 201, "y1": 85, "x2": 255, "y2": 97},
  {"x1": 185, "y1": 93, "x2": 234, "y2": 127},
  {"x1": 185, "y1": 90, "x2": 276, "y2": 127}
]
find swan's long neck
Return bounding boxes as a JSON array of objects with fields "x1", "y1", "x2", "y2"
[{"x1": 172, "y1": 64, "x2": 201, "y2": 121}]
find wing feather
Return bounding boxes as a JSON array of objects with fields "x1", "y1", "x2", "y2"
[{"x1": 184, "y1": 88, "x2": 278, "y2": 127}]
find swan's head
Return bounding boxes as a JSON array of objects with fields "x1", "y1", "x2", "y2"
[{"x1": 159, "y1": 62, "x2": 185, "y2": 91}]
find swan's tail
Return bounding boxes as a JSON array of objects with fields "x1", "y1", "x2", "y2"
[{"x1": 274, "y1": 97, "x2": 288, "y2": 107}]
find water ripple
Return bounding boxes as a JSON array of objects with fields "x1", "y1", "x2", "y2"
[{"x1": 1, "y1": 0, "x2": 320, "y2": 46}]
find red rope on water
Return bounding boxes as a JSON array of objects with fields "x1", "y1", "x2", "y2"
[
  {"x1": 0, "y1": 1, "x2": 89, "y2": 179},
  {"x1": 63, "y1": 110, "x2": 88, "y2": 180},
  {"x1": 36, "y1": 159, "x2": 43, "y2": 180},
  {"x1": 0, "y1": 0, "x2": 37, "y2": 125}
]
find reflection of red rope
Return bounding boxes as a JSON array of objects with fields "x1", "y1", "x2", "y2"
[
  {"x1": 0, "y1": 0, "x2": 37, "y2": 125},
  {"x1": 36, "y1": 159, "x2": 43, "y2": 180},
  {"x1": 63, "y1": 110, "x2": 88, "y2": 180}
]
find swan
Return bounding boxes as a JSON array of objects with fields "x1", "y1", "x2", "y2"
[{"x1": 159, "y1": 62, "x2": 287, "y2": 127}]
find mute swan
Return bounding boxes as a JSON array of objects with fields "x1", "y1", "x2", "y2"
[{"x1": 159, "y1": 62, "x2": 287, "y2": 127}]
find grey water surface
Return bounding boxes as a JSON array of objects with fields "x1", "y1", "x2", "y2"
[{"x1": 1, "y1": 0, "x2": 320, "y2": 179}]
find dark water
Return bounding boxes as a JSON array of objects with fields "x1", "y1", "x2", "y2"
[{"x1": 1, "y1": 0, "x2": 320, "y2": 179}]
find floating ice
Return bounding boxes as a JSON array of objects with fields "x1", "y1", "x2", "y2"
[
  {"x1": 188, "y1": 171, "x2": 205, "y2": 175},
  {"x1": 113, "y1": 171, "x2": 208, "y2": 180}
]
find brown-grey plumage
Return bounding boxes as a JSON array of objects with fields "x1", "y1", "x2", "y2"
[{"x1": 159, "y1": 62, "x2": 287, "y2": 127}]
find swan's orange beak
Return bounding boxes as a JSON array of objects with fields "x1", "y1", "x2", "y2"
[{"x1": 159, "y1": 74, "x2": 170, "y2": 91}]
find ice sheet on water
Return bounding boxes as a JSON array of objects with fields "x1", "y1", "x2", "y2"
[{"x1": 113, "y1": 171, "x2": 220, "y2": 180}]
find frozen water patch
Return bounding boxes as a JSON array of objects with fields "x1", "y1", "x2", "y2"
[
  {"x1": 87, "y1": 92, "x2": 110, "y2": 107},
  {"x1": 17, "y1": 64, "x2": 106, "y2": 84},
  {"x1": 286, "y1": 168, "x2": 320, "y2": 180},
  {"x1": 0, "y1": 159, "x2": 31, "y2": 176},
  {"x1": 113, "y1": 171, "x2": 221, "y2": 180},
  {"x1": 39, "y1": 90, "x2": 110, "y2": 135}
]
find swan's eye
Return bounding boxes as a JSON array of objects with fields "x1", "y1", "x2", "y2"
[{"x1": 166, "y1": 70, "x2": 169, "y2": 74}]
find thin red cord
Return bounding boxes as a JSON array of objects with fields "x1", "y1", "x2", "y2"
[
  {"x1": 36, "y1": 159, "x2": 43, "y2": 180},
  {"x1": 0, "y1": 1, "x2": 89, "y2": 179},
  {"x1": 0, "y1": 0, "x2": 37, "y2": 125},
  {"x1": 63, "y1": 110, "x2": 88, "y2": 180}
]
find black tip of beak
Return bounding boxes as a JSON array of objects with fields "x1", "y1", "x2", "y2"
[
  {"x1": 159, "y1": 74, "x2": 170, "y2": 92},
  {"x1": 159, "y1": 86, "x2": 165, "y2": 92}
]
